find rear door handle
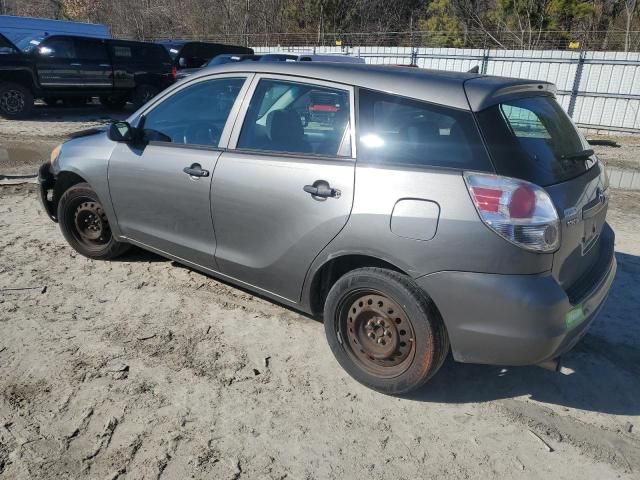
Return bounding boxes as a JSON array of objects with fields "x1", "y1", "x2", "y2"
[
  {"x1": 70, "y1": 63, "x2": 82, "y2": 67},
  {"x1": 303, "y1": 180, "x2": 340, "y2": 198},
  {"x1": 183, "y1": 163, "x2": 209, "y2": 178}
]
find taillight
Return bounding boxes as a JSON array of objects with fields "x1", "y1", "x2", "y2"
[
  {"x1": 171, "y1": 66, "x2": 177, "y2": 80},
  {"x1": 464, "y1": 172, "x2": 560, "y2": 253}
]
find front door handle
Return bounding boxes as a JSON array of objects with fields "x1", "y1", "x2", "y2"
[
  {"x1": 183, "y1": 163, "x2": 209, "y2": 178},
  {"x1": 303, "y1": 180, "x2": 340, "y2": 198},
  {"x1": 70, "y1": 63, "x2": 82, "y2": 67}
]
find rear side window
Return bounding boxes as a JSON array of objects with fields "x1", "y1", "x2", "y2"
[
  {"x1": 238, "y1": 79, "x2": 351, "y2": 157},
  {"x1": 75, "y1": 38, "x2": 109, "y2": 62},
  {"x1": 476, "y1": 96, "x2": 595, "y2": 186},
  {"x1": 357, "y1": 89, "x2": 491, "y2": 170}
]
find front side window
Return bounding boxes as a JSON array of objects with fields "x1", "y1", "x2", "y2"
[
  {"x1": 238, "y1": 79, "x2": 351, "y2": 157},
  {"x1": 142, "y1": 77, "x2": 245, "y2": 147},
  {"x1": 477, "y1": 96, "x2": 595, "y2": 186},
  {"x1": 357, "y1": 89, "x2": 491, "y2": 170},
  {"x1": 38, "y1": 38, "x2": 76, "y2": 59}
]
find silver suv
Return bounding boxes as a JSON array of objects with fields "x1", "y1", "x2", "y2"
[{"x1": 39, "y1": 63, "x2": 616, "y2": 394}]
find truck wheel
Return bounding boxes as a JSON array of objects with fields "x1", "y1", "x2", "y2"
[
  {"x1": 42, "y1": 97, "x2": 61, "y2": 106},
  {"x1": 132, "y1": 84, "x2": 159, "y2": 109},
  {"x1": 0, "y1": 82, "x2": 34, "y2": 119},
  {"x1": 324, "y1": 268, "x2": 449, "y2": 395},
  {"x1": 57, "y1": 182, "x2": 129, "y2": 260},
  {"x1": 99, "y1": 95, "x2": 127, "y2": 110}
]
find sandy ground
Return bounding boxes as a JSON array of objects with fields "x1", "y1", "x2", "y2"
[
  {"x1": 0, "y1": 184, "x2": 638, "y2": 479},
  {"x1": 0, "y1": 111, "x2": 639, "y2": 479}
]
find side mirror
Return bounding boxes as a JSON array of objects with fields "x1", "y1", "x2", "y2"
[
  {"x1": 178, "y1": 57, "x2": 186, "y2": 68},
  {"x1": 108, "y1": 121, "x2": 135, "y2": 142}
]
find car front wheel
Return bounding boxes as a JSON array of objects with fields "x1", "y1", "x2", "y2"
[
  {"x1": 57, "y1": 183, "x2": 129, "y2": 260},
  {"x1": 324, "y1": 268, "x2": 449, "y2": 395}
]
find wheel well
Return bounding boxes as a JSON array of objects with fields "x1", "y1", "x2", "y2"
[
  {"x1": 53, "y1": 171, "x2": 87, "y2": 212},
  {"x1": 0, "y1": 72, "x2": 35, "y2": 91},
  {"x1": 309, "y1": 255, "x2": 407, "y2": 318}
]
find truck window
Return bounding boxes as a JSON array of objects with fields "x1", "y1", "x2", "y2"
[
  {"x1": 75, "y1": 38, "x2": 109, "y2": 63},
  {"x1": 38, "y1": 37, "x2": 75, "y2": 59}
]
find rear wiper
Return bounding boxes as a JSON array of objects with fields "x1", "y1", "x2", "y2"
[{"x1": 560, "y1": 148, "x2": 594, "y2": 161}]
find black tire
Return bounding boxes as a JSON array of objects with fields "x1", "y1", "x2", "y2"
[
  {"x1": 57, "y1": 182, "x2": 129, "y2": 260},
  {"x1": 99, "y1": 95, "x2": 127, "y2": 110},
  {"x1": 42, "y1": 97, "x2": 61, "y2": 107},
  {"x1": 324, "y1": 268, "x2": 449, "y2": 395},
  {"x1": 62, "y1": 96, "x2": 88, "y2": 107},
  {"x1": 131, "y1": 84, "x2": 159, "y2": 109},
  {"x1": 0, "y1": 82, "x2": 34, "y2": 118}
]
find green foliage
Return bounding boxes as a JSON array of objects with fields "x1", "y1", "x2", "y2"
[{"x1": 418, "y1": 0, "x2": 465, "y2": 47}]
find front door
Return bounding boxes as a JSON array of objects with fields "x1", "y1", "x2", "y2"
[
  {"x1": 34, "y1": 36, "x2": 80, "y2": 89},
  {"x1": 108, "y1": 75, "x2": 250, "y2": 269},
  {"x1": 212, "y1": 76, "x2": 356, "y2": 302}
]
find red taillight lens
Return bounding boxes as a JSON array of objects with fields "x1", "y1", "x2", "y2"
[
  {"x1": 171, "y1": 66, "x2": 177, "y2": 80},
  {"x1": 464, "y1": 172, "x2": 560, "y2": 253},
  {"x1": 471, "y1": 187, "x2": 502, "y2": 213},
  {"x1": 509, "y1": 185, "x2": 536, "y2": 218}
]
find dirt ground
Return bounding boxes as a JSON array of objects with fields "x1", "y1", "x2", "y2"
[{"x1": 1, "y1": 112, "x2": 640, "y2": 479}]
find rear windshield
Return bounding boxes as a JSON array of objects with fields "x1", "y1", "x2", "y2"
[{"x1": 476, "y1": 96, "x2": 596, "y2": 186}]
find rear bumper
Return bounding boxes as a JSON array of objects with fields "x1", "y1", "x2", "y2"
[
  {"x1": 38, "y1": 162, "x2": 57, "y2": 221},
  {"x1": 416, "y1": 229, "x2": 617, "y2": 366}
]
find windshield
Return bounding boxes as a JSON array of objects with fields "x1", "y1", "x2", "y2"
[
  {"x1": 476, "y1": 96, "x2": 596, "y2": 186},
  {"x1": 15, "y1": 35, "x2": 45, "y2": 53}
]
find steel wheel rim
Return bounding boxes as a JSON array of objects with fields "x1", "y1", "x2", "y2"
[
  {"x1": 68, "y1": 197, "x2": 110, "y2": 250},
  {"x1": 0, "y1": 90, "x2": 25, "y2": 114},
  {"x1": 338, "y1": 290, "x2": 416, "y2": 378}
]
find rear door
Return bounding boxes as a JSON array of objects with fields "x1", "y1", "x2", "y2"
[
  {"x1": 476, "y1": 95, "x2": 610, "y2": 291},
  {"x1": 211, "y1": 75, "x2": 355, "y2": 302},
  {"x1": 34, "y1": 36, "x2": 80, "y2": 89},
  {"x1": 73, "y1": 37, "x2": 112, "y2": 91}
]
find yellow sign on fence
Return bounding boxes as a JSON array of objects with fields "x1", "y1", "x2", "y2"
[{"x1": 569, "y1": 41, "x2": 580, "y2": 49}]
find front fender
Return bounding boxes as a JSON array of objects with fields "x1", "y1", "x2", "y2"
[{"x1": 50, "y1": 132, "x2": 122, "y2": 238}]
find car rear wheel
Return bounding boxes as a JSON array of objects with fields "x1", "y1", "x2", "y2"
[
  {"x1": 57, "y1": 183, "x2": 129, "y2": 260},
  {"x1": 132, "y1": 84, "x2": 159, "y2": 109},
  {"x1": 324, "y1": 268, "x2": 449, "y2": 395},
  {"x1": 0, "y1": 82, "x2": 34, "y2": 118}
]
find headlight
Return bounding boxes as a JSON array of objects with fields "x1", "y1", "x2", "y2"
[{"x1": 50, "y1": 144, "x2": 62, "y2": 165}]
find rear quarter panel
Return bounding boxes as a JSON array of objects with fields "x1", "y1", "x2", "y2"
[{"x1": 302, "y1": 164, "x2": 553, "y2": 304}]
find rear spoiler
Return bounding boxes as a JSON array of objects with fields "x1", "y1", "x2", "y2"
[{"x1": 464, "y1": 76, "x2": 556, "y2": 112}]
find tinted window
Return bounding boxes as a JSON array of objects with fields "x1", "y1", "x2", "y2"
[
  {"x1": 110, "y1": 42, "x2": 168, "y2": 63},
  {"x1": 477, "y1": 96, "x2": 595, "y2": 186},
  {"x1": 75, "y1": 38, "x2": 109, "y2": 62},
  {"x1": 39, "y1": 38, "x2": 75, "y2": 59},
  {"x1": 238, "y1": 79, "x2": 351, "y2": 157},
  {"x1": 143, "y1": 78, "x2": 245, "y2": 147},
  {"x1": 358, "y1": 89, "x2": 491, "y2": 170}
]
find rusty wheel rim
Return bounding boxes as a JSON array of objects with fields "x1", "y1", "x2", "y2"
[{"x1": 339, "y1": 291, "x2": 416, "y2": 378}]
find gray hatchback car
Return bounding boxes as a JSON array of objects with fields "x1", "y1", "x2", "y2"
[{"x1": 39, "y1": 63, "x2": 616, "y2": 394}]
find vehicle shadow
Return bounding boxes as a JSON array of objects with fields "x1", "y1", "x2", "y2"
[
  {"x1": 108, "y1": 245, "x2": 640, "y2": 415},
  {"x1": 18, "y1": 102, "x2": 131, "y2": 123},
  {"x1": 409, "y1": 251, "x2": 640, "y2": 416}
]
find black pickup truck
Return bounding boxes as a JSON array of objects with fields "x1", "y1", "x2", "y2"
[{"x1": 0, "y1": 34, "x2": 176, "y2": 118}]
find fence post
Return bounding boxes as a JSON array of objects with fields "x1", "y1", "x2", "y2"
[
  {"x1": 568, "y1": 49, "x2": 586, "y2": 119},
  {"x1": 481, "y1": 48, "x2": 489, "y2": 74},
  {"x1": 411, "y1": 47, "x2": 418, "y2": 66}
]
